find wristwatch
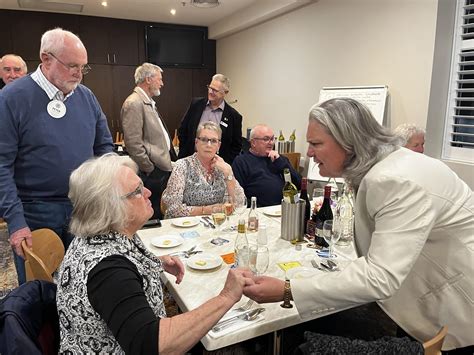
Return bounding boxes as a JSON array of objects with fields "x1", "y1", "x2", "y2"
[
  {"x1": 280, "y1": 279, "x2": 293, "y2": 308},
  {"x1": 225, "y1": 174, "x2": 233, "y2": 181}
]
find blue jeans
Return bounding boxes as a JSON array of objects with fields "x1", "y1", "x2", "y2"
[{"x1": 13, "y1": 200, "x2": 73, "y2": 285}]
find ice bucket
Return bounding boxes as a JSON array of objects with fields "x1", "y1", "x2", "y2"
[{"x1": 280, "y1": 200, "x2": 306, "y2": 242}]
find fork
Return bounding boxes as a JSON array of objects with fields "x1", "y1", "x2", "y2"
[{"x1": 232, "y1": 299, "x2": 254, "y2": 312}]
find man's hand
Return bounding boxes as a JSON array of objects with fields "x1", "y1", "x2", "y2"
[
  {"x1": 242, "y1": 270, "x2": 286, "y2": 303},
  {"x1": 9, "y1": 227, "x2": 32, "y2": 258},
  {"x1": 267, "y1": 150, "x2": 280, "y2": 162},
  {"x1": 219, "y1": 268, "x2": 253, "y2": 304},
  {"x1": 160, "y1": 255, "x2": 185, "y2": 284}
]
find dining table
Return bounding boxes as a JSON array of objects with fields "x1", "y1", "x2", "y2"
[{"x1": 137, "y1": 204, "x2": 357, "y2": 353}]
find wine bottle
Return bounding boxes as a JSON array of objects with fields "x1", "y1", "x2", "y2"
[
  {"x1": 247, "y1": 196, "x2": 259, "y2": 232},
  {"x1": 234, "y1": 219, "x2": 249, "y2": 267},
  {"x1": 282, "y1": 168, "x2": 298, "y2": 204},
  {"x1": 278, "y1": 130, "x2": 285, "y2": 141},
  {"x1": 300, "y1": 177, "x2": 311, "y2": 233},
  {"x1": 314, "y1": 185, "x2": 332, "y2": 247},
  {"x1": 289, "y1": 129, "x2": 296, "y2": 142}
]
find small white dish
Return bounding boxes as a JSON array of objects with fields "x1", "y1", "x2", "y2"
[
  {"x1": 263, "y1": 208, "x2": 281, "y2": 217},
  {"x1": 286, "y1": 267, "x2": 319, "y2": 279},
  {"x1": 171, "y1": 217, "x2": 199, "y2": 228},
  {"x1": 151, "y1": 235, "x2": 184, "y2": 248},
  {"x1": 187, "y1": 253, "x2": 223, "y2": 270}
]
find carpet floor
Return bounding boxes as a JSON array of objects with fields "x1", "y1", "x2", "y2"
[{"x1": 0, "y1": 225, "x2": 18, "y2": 298}]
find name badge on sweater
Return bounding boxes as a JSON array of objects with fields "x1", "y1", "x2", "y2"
[{"x1": 47, "y1": 100, "x2": 66, "y2": 119}]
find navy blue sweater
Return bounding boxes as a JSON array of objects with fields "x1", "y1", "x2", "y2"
[{"x1": 0, "y1": 75, "x2": 113, "y2": 233}]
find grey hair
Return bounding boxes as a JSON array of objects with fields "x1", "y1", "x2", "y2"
[
  {"x1": 212, "y1": 73, "x2": 230, "y2": 92},
  {"x1": 309, "y1": 98, "x2": 402, "y2": 190},
  {"x1": 0, "y1": 54, "x2": 27, "y2": 73},
  {"x1": 134, "y1": 62, "x2": 163, "y2": 85},
  {"x1": 393, "y1": 123, "x2": 426, "y2": 146},
  {"x1": 40, "y1": 27, "x2": 85, "y2": 58},
  {"x1": 196, "y1": 121, "x2": 222, "y2": 139},
  {"x1": 249, "y1": 124, "x2": 271, "y2": 140},
  {"x1": 68, "y1": 153, "x2": 138, "y2": 237}
]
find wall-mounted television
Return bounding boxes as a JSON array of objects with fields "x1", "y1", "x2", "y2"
[{"x1": 145, "y1": 25, "x2": 207, "y2": 68}]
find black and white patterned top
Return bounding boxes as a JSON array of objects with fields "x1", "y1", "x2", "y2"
[
  {"x1": 163, "y1": 153, "x2": 245, "y2": 218},
  {"x1": 56, "y1": 231, "x2": 166, "y2": 354}
]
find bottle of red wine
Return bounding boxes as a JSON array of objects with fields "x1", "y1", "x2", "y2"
[
  {"x1": 300, "y1": 177, "x2": 311, "y2": 233},
  {"x1": 314, "y1": 185, "x2": 332, "y2": 247}
]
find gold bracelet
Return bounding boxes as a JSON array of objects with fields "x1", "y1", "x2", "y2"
[{"x1": 280, "y1": 279, "x2": 293, "y2": 309}]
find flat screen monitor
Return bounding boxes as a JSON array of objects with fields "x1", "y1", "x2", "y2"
[{"x1": 145, "y1": 25, "x2": 206, "y2": 68}]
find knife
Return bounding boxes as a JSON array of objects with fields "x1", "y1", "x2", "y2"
[
  {"x1": 212, "y1": 308, "x2": 265, "y2": 332},
  {"x1": 203, "y1": 216, "x2": 216, "y2": 229}
]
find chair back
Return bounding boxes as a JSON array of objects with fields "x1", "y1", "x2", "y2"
[
  {"x1": 22, "y1": 228, "x2": 65, "y2": 282},
  {"x1": 423, "y1": 326, "x2": 448, "y2": 355}
]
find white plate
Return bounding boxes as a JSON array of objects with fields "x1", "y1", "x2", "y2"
[
  {"x1": 263, "y1": 208, "x2": 281, "y2": 217},
  {"x1": 286, "y1": 267, "x2": 319, "y2": 279},
  {"x1": 171, "y1": 217, "x2": 199, "y2": 228},
  {"x1": 187, "y1": 253, "x2": 223, "y2": 270},
  {"x1": 151, "y1": 235, "x2": 184, "y2": 248}
]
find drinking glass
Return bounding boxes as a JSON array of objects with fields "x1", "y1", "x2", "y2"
[
  {"x1": 234, "y1": 196, "x2": 247, "y2": 216},
  {"x1": 249, "y1": 245, "x2": 269, "y2": 276},
  {"x1": 211, "y1": 205, "x2": 226, "y2": 233},
  {"x1": 322, "y1": 220, "x2": 340, "y2": 259}
]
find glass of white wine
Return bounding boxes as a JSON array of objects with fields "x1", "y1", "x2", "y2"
[
  {"x1": 249, "y1": 245, "x2": 269, "y2": 276},
  {"x1": 211, "y1": 205, "x2": 226, "y2": 234},
  {"x1": 322, "y1": 220, "x2": 340, "y2": 259}
]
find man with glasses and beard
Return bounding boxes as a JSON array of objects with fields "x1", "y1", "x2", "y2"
[
  {"x1": 0, "y1": 28, "x2": 113, "y2": 285},
  {"x1": 232, "y1": 124, "x2": 301, "y2": 207},
  {"x1": 178, "y1": 74, "x2": 242, "y2": 164},
  {"x1": 120, "y1": 63, "x2": 177, "y2": 220}
]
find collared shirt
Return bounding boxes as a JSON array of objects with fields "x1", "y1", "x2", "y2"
[
  {"x1": 30, "y1": 65, "x2": 74, "y2": 101},
  {"x1": 136, "y1": 87, "x2": 171, "y2": 150},
  {"x1": 199, "y1": 100, "x2": 225, "y2": 125}
]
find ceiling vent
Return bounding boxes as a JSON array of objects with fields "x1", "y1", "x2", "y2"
[
  {"x1": 191, "y1": 0, "x2": 220, "y2": 8},
  {"x1": 17, "y1": 0, "x2": 84, "y2": 13}
]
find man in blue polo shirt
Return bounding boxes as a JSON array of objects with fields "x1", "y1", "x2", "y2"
[{"x1": 0, "y1": 28, "x2": 113, "y2": 284}]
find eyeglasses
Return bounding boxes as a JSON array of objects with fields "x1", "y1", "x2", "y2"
[
  {"x1": 253, "y1": 136, "x2": 276, "y2": 143},
  {"x1": 206, "y1": 85, "x2": 225, "y2": 94},
  {"x1": 121, "y1": 181, "x2": 144, "y2": 199},
  {"x1": 48, "y1": 52, "x2": 91, "y2": 75},
  {"x1": 197, "y1": 137, "x2": 221, "y2": 145}
]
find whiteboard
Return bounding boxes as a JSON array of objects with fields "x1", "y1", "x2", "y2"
[
  {"x1": 308, "y1": 85, "x2": 388, "y2": 182},
  {"x1": 318, "y1": 85, "x2": 388, "y2": 124}
]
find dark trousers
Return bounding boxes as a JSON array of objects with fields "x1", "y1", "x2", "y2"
[
  {"x1": 13, "y1": 200, "x2": 73, "y2": 285},
  {"x1": 141, "y1": 167, "x2": 171, "y2": 220}
]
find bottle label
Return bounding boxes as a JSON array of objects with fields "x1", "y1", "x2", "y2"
[
  {"x1": 248, "y1": 217, "x2": 259, "y2": 232},
  {"x1": 306, "y1": 220, "x2": 317, "y2": 237}
]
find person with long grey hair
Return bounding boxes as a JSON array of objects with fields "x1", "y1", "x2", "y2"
[
  {"x1": 243, "y1": 98, "x2": 473, "y2": 352},
  {"x1": 57, "y1": 153, "x2": 248, "y2": 354}
]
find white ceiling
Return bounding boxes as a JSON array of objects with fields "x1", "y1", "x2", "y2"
[{"x1": 1, "y1": 0, "x2": 316, "y2": 39}]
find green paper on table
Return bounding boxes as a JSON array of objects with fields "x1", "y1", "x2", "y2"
[{"x1": 277, "y1": 261, "x2": 302, "y2": 272}]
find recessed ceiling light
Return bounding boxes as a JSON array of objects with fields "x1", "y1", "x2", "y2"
[
  {"x1": 170, "y1": 8, "x2": 176, "y2": 15},
  {"x1": 101, "y1": 1, "x2": 107, "y2": 6}
]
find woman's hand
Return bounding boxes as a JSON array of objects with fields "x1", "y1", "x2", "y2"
[
  {"x1": 211, "y1": 155, "x2": 232, "y2": 177},
  {"x1": 160, "y1": 255, "x2": 185, "y2": 284},
  {"x1": 219, "y1": 268, "x2": 252, "y2": 304},
  {"x1": 242, "y1": 270, "x2": 286, "y2": 303}
]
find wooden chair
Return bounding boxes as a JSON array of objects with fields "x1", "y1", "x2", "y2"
[
  {"x1": 21, "y1": 228, "x2": 65, "y2": 282},
  {"x1": 423, "y1": 326, "x2": 448, "y2": 355},
  {"x1": 281, "y1": 152, "x2": 301, "y2": 172}
]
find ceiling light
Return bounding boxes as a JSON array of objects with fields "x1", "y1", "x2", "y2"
[
  {"x1": 170, "y1": 8, "x2": 176, "y2": 15},
  {"x1": 101, "y1": 1, "x2": 107, "y2": 6},
  {"x1": 17, "y1": 0, "x2": 84, "y2": 12},
  {"x1": 191, "y1": 0, "x2": 220, "y2": 8}
]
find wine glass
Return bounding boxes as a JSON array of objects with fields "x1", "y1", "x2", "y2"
[
  {"x1": 322, "y1": 220, "x2": 340, "y2": 259},
  {"x1": 249, "y1": 245, "x2": 269, "y2": 276},
  {"x1": 211, "y1": 205, "x2": 226, "y2": 234},
  {"x1": 234, "y1": 196, "x2": 247, "y2": 217}
]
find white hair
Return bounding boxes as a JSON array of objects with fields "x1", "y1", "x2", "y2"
[
  {"x1": 212, "y1": 73, "x2": 230, "y2": 92},
  {"x1": 196, "y1": 121, "x2": 222, "y2": 139},
  {"x1": 134, "y1": 62, "x2": 163, "y2": 85},
  {"x1": 0, "y1": 54, "x2": 27, "y2": 73},
  {"x1": 40, "y1": 27, "x2": 84, "y2": 58},
  {"x1": 68, "y1": 153, "x2": 138, "y2": 237},
  {"x1": 393, "y1": 123, "x2": 426, "y2": 146}
]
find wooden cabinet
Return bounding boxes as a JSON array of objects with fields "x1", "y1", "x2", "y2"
[
  {"x1": 82, "y1": 64, "x2": 136, "y2": 139},
  {"x1": 79, "y1": 16, "x2": 140, "y2": 65}
]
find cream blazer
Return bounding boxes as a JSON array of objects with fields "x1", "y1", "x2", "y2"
[
  {"x1": 120, "y1": 88, "x2": 172, "y2": 173},
  {"x1": 292, "y1": 148, "x2": 473, "y2": 350}
]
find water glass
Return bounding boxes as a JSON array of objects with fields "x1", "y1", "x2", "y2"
[
  {"x1": 234, "y1": 196, "x2": 247, "y2": 216},
  {"x1": 249, "y1": 245, "x2": 269, "y2": 276},
  {"x1": 322, "y1": 220, "x2": 340, "y2": 258}
]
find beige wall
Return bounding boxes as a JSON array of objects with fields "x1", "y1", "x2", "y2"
[{"x1": 216, "y1": 0, "x2": 438, "y2": 155}]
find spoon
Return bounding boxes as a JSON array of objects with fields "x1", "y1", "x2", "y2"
[{"x1": 212, "y1": 308, "x2": 265, "y2": 332}]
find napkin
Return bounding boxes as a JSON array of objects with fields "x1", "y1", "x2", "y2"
[{"x1": 208, "y1": 308, "x2": 265, "y2": 339}]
